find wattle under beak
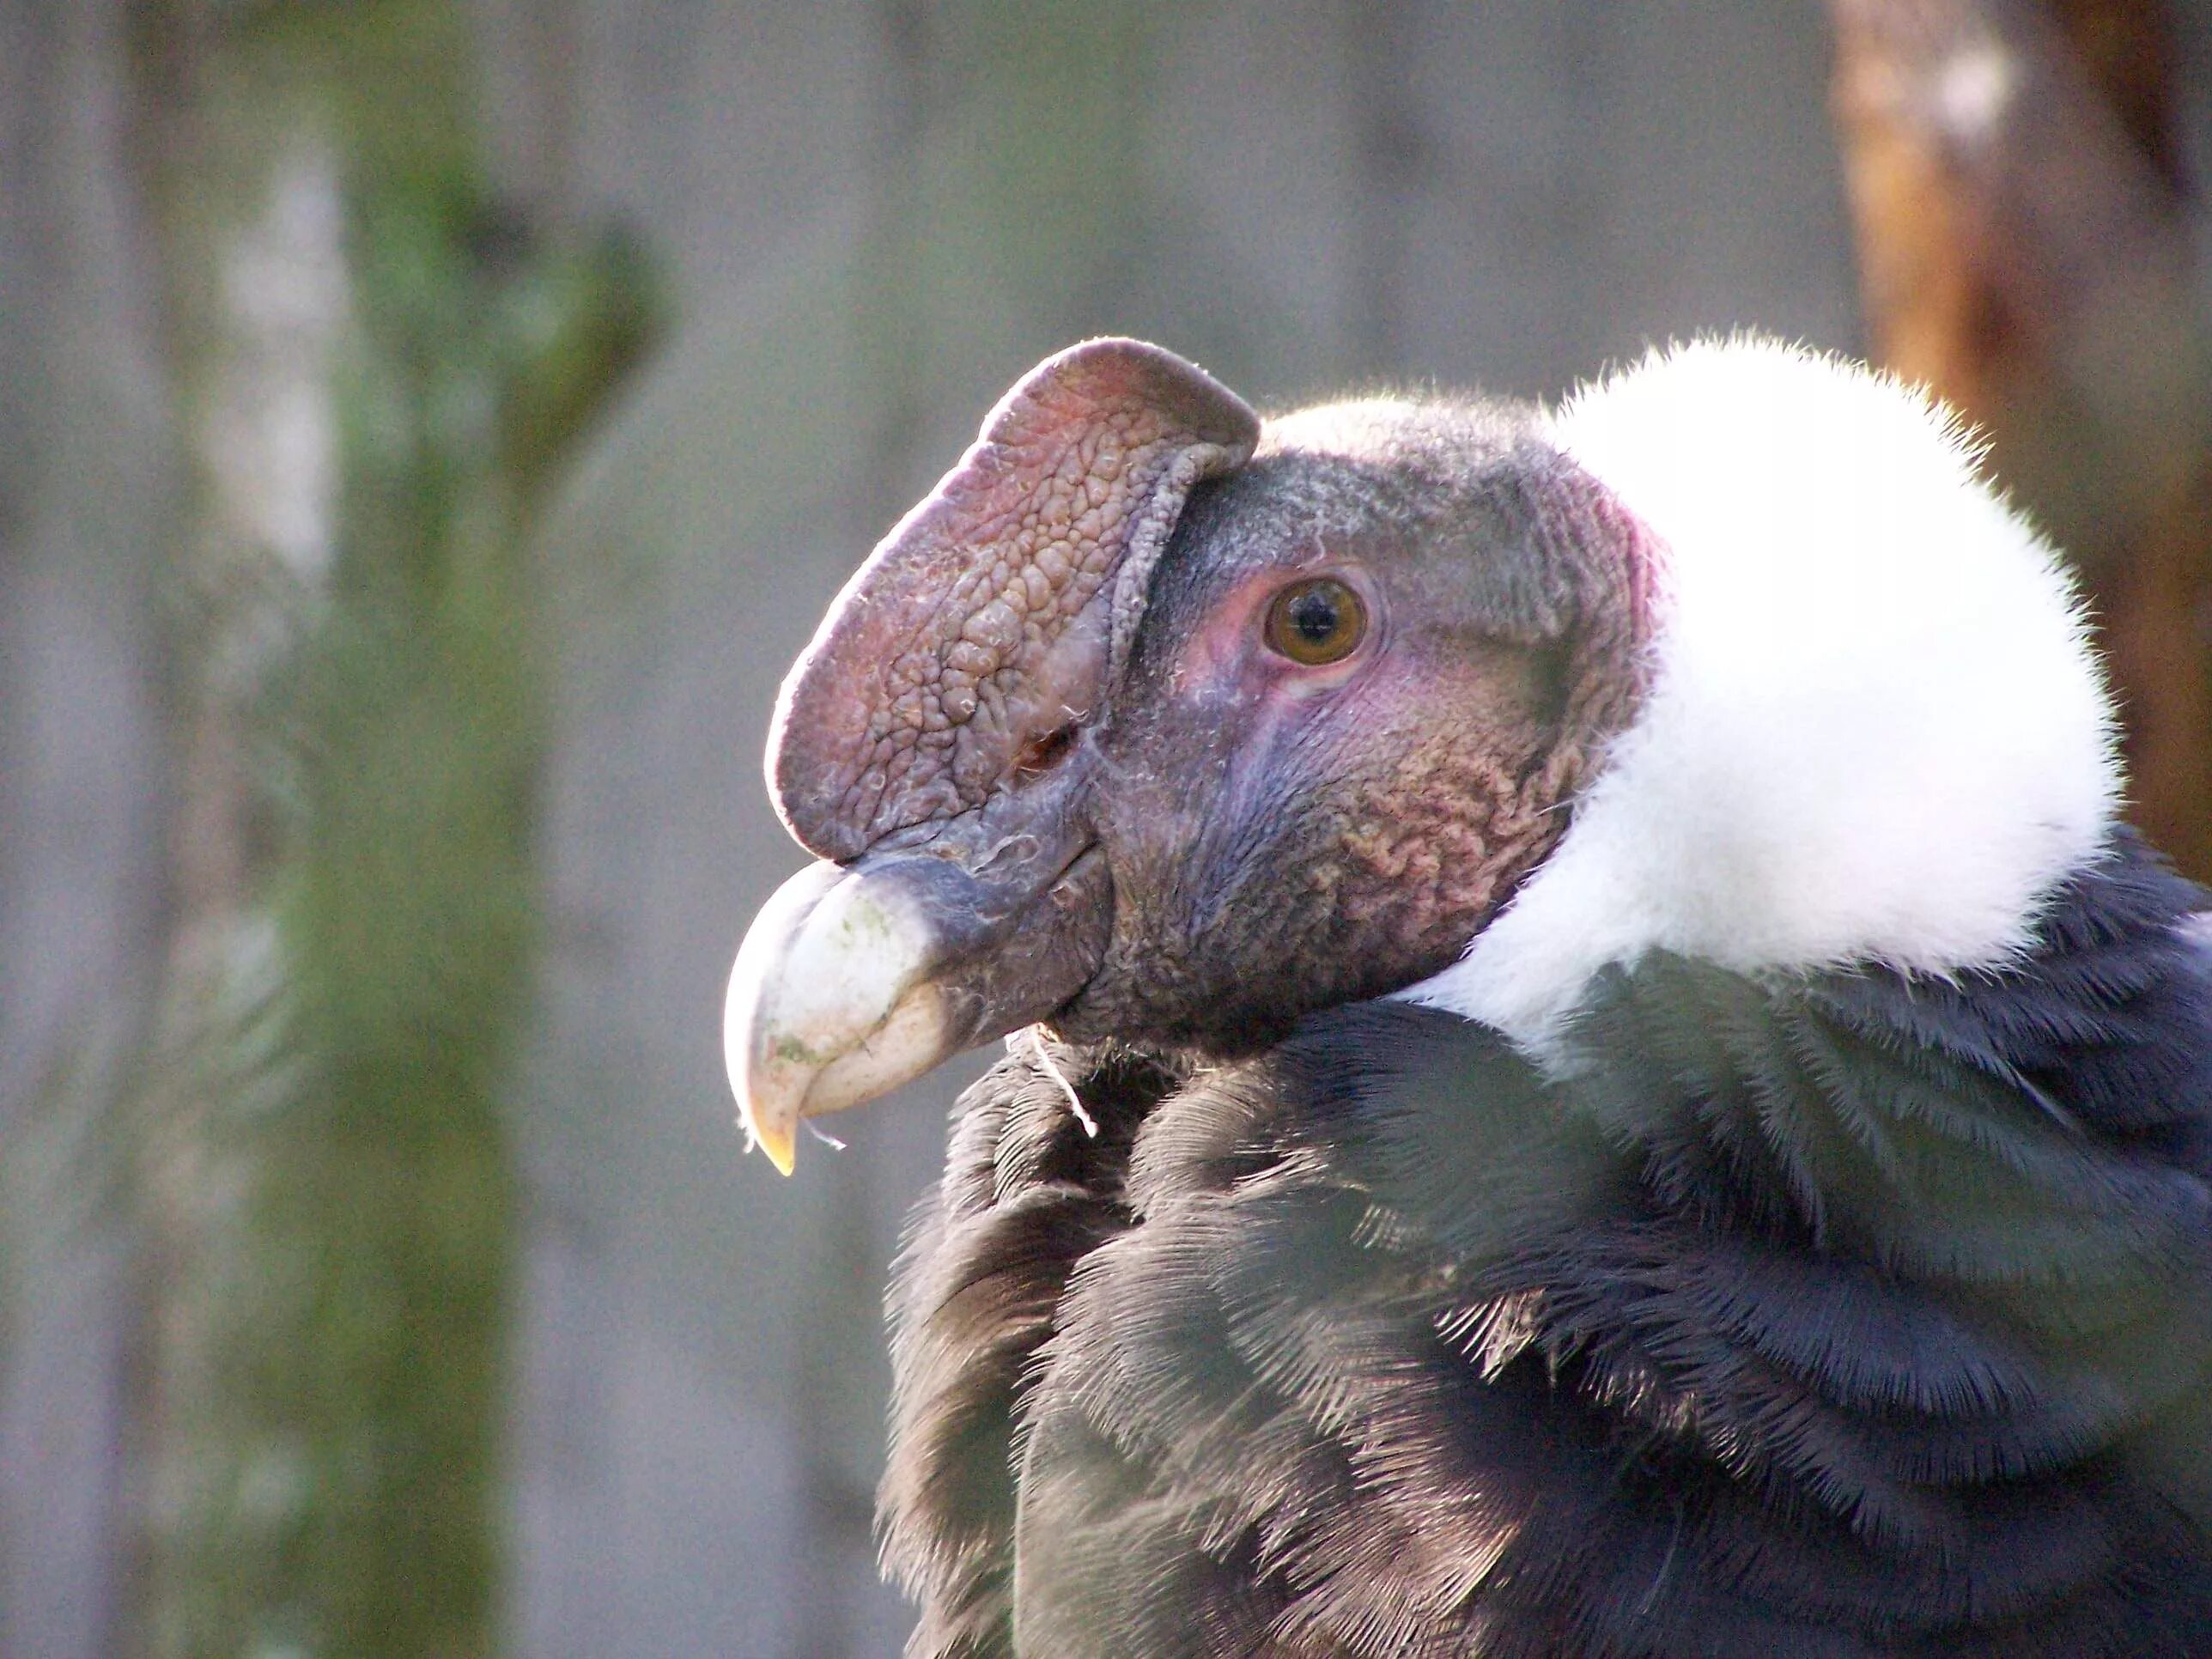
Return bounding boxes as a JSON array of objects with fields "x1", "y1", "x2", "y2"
[{"x1": 723, "y1": 830, "x2": 1113, "y2": 1174}]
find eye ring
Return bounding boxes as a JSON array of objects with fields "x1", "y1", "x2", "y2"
[{"x1": 1263, "y1": 577, "x2": 1368, "y2": 666}]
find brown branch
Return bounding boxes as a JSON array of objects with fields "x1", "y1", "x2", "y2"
[{"x1": 1827, "y1": 0, "x2": 2212, "y2": 880}]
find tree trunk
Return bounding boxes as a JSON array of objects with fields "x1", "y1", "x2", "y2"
[
  {"x1": 1827, "y1": 0, "x2": 2212, "y2": 880},
  {"x1": 118, "y1": 4, "x2": 653, "y2": 1653}
]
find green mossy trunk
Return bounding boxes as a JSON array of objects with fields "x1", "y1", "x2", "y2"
[{"x1": 125, "y1": 5, "x2": 653, "y2": 1655}]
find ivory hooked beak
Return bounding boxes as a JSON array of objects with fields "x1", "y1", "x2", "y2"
[
  {"x1": 723, "y1": 860, "x2": 955, "y2": 1175},
  {"x1": 725, "y1": 788, "x2": 1114, "y2": 1176}
]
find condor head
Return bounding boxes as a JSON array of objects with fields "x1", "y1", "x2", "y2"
[{"x1": 722, "y1": 338, "x2": 1653, "y2": 1171}]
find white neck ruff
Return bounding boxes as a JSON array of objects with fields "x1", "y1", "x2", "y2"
[{"x1": 1404, "y1": 337, "x2": 2121, "y2": 1053}]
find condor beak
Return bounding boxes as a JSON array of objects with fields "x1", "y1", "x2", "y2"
[
  {"x1": 729, "y1": 341, "x2": 1257, "y2": 1170},
  {"x1": 723, "y1": 861, "x2": 950, "y2": 1174},
  {"x1": 723, "y1": 822, "x2": 1113, "y2": 1174}
]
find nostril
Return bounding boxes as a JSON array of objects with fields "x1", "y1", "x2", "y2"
[{"x1": 1012, "y1": 722, "x2": 1079, "y2": 784}]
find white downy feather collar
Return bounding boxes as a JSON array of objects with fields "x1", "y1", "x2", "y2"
[{"x1": 1405, "y1": 337, "x2": 2122, "y2": 1053}]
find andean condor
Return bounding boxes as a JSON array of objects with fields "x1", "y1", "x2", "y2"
[{"x1": 722, "y1": 337, "x2": 2212, "y2": 1656}]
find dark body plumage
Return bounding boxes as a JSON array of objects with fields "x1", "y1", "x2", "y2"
[{"x1": 883, "y1": 835, "x2": 2212, "y2": 1657}]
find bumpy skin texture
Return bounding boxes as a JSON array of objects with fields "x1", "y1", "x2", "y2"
[
  {"x1": 884, "y1": 838, "x2": 2212, "y2": 1657},
  {"x1": 1050, "y1": 404, "x2": 1650, "y2": 1048},
  {"x1": 771, "y1": 341, "x2": 1258, "y2": 862}
]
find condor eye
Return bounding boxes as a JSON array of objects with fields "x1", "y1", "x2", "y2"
[{"x1": 1263, "y1": 577, "x2": 1368, "y2": 665}]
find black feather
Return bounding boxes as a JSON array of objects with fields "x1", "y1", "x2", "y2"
[{"x1": 881, "y1": 836, "x2": 2212, "y2": 1656}]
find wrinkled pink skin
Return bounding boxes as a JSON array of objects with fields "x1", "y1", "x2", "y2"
[
  {"x1": 761, "y1": 339, "x2": 1649, "y2": 1073},
  {"x1": 771, "y1": 339, "x2": 1260, "y2": 865}
]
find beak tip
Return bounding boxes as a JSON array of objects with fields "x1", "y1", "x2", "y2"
[
  {"x1": 729, "y1": 1037, "x2": 804, "y2": 1177},
  {"x1": 748, "y1": 1114, "x2": 799, "y2": 1176}
]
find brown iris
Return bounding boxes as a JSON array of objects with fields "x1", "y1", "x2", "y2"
[{"x1": 1263, "y1": 577, "x2": 1367, "y2": 665}]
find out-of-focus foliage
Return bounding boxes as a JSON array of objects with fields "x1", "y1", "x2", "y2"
[{"x1": 122, "y1": 3, "x2": 655, "y2": 1654}]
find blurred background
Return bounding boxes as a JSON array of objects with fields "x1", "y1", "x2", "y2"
[{"x1": 3, "y1": 1, "x2": 2206, "y2": 1654}]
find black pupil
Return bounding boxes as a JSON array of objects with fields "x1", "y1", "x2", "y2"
[{"x1": 1289, "y1": 586, "x2": 1341, "y2": 643}]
